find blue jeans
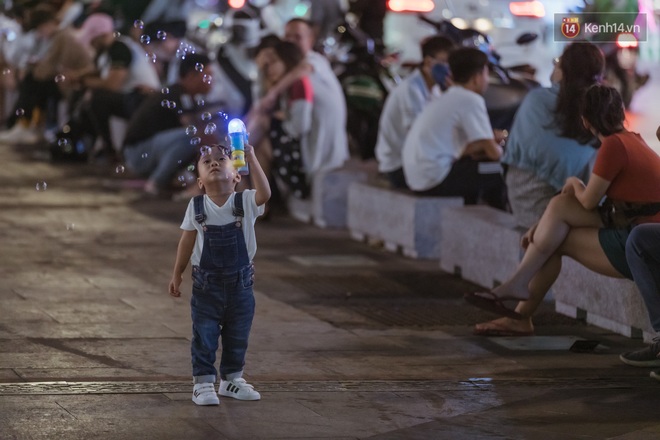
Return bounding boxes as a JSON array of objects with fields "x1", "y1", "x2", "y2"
[
  {"x1": 626, "y1": 224, "x2": 660, "y2": 333},
  {"x1": 123, "y1": 127, "x2": 193, "y2": 189},
  {"x1": 190, "y1": 264, "x2": 255, "y2": 383}
]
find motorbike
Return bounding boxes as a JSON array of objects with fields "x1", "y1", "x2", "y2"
[
  {"x1": 325, "y1": 19, "x2": 401, "y2": 160},
  {"x1": 417, "y1": 15, "x2": 540, "y2": 132}
]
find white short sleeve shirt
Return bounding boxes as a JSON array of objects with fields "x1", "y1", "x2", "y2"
[
  {"x1": 402, "y1": 86, "x2": 493, "y2": 191},
  {"x1": 180, "y1": 189, "x2": 265, "y2": 265}
]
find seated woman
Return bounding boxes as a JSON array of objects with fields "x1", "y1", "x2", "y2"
[
  {"x1": 502, "y1": 42, "x2": 603, "y2": 230},
  {"x1": 466, "y1": 85, "x2": 660, "y2": 336},
  {"x1": 252, "y1": 40, "x2": 313, "y2": 199}
]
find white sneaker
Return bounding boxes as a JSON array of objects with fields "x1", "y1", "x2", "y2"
[
  {"x1": 218, "y1": 378, "x2": 261, "y2": 401},
  {"x1": 0, "y1": 125, "x2": 41, "y2": 144},
  {"x1": 192, "y1": 383, "x2": 220, "y2": 406},
  {"x1": 0, "y1": 124, "x2": 28, "y2": 142}
]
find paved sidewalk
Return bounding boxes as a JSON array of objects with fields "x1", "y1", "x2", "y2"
[{"x1": 1, "y1": 143, "x2": 660, "y2": 440}]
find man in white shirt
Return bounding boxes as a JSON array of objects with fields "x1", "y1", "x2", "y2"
[
  {"x1": 402, "y1": 47, "x2": 506, "y2": 208},
  {"x1": 375, "y1": 35, "x2": 454, "y2": 189}
]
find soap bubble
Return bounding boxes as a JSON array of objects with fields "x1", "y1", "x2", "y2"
[
  {"x1": 161, "y1": 87, "x2": 169, "y2": 94},
  {"x1": 57, "y1": 138, "x2": 69, "y2": 147},
  {"x1": 196, "y1": 98, "x2": 205, "y2": 107},
  {"x1": 134, "y1": 20, "x2": 144, "y2": 29},
  {"x1": 140, "y1": 34, "x2": 151, "y2": 45},
  {"x1": 187, "y1": 164, "x2": 196, "y2": 172},
  {"x1": 185, "y1": 125, "x2": 197, "y2": 136},
  {"x1": 54, "y1": 74, "x2": 65, "y2": 83},
  {"x1": 66, "y1": 223, "x2": 75, "y2": 231},
  {"x1": 141, "y1": 153, "x2": 148, "y2": 159},
  {"x1": 195, "y1": 63, "x2": 204, "y2": 72},
  {"x1": 156, "y1": 30, "x2": 167, "y2": 40},
  {"x1": 35, "y1": 181, "x2": 47, "y2": 191},
  {"x1": 204, "y1": 123, "x2": 216, "y2": 135},
  {"x1": 199, "y1": 146, "x2": 212, "y2": 156},
  {"x1": 115, "y1": 165, "x2": 125, "y2": 174},
  {"x1": 145, "y1": 52, "x2": 157, "y2": 63},
  {"x1": 190, "y1": 137, "x2": 201, "y2": 146},
  {"x1": 202, "y1": 74, "x2": 212, "y2": 85},
  {"x1": 15, "y1": 108, "x2": 24, "y2": 117},
  {"x1": 2, "y1": 68, "x2": 10, "y2": 75},
  {"x1": 178, "y1": 175, "x2": 185, "y2": 182},
  {"x1": 201, "y1": 112, "x2": 212, "y2": 121},
  {"x1": 113, "y1": 31, "x2": 121, "y2": 38}
]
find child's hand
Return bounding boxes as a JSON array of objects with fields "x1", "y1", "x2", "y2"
[
  {"x1": 169, "y1": 275, "x2": 182, "y2": 297},
  {"x1": 244, "y1": 143, "x2": 256, "y2": 159}
]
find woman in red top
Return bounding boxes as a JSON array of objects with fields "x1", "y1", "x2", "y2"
[{"x1": 466, "y1": 85, "x2": 660, "y2": 335}]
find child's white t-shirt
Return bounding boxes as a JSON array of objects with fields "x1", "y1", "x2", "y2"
[{"x1": 180, "y1": 190, "x2": 265, "y2": 265}]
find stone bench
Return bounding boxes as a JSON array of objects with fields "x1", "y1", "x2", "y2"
[
  {"x1": 438, "y1": 205, "x2": 654, "y2": 341},
  {"x1": 347, "y1": 182, "x2": 463, "y2": 259},
  {"x1": 553, "y1": 258, "x2": 654, "y2": 342},
  {"x1": 287, "y1": 165, "x2": 370, "y2": 229},
  {"x1": 439, "y1": 205, "x2": 525, "y2": 289}
]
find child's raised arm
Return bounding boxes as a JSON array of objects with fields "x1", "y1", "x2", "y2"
[
  {"x1": 244, "y1": 143, "x2": 272, "y2": 207},
  {"x1": 169, "y1": 229, "x2": 197, "y2": 297}
]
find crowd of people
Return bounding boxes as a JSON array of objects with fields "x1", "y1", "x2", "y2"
[{"x1": 3, "y1": 0, "x2": 660, "y2": 401}]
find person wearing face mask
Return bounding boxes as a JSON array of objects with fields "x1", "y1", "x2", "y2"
[
  {"x1": 500, "y1": 42, "x2": 604, "y2": 231},
  {"x1": 375, "y1": 35, "x2": 454, "y2": 189}
]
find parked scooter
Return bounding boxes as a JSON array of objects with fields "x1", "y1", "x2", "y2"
[
  {"x1": 326, "y1": 19, "x2": 400, "y2": 160},
  {"x1": 418, "y1": 15, "x2": 540, "y2": 131}
]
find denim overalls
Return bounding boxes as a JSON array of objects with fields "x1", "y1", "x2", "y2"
[{"x1": 190, "y1": 192, "x2": 256, "y2": 384}]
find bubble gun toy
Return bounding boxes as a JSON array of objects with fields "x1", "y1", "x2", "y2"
[{"x1": 228, "y1": 118, "x2": 249, "y2": 175}]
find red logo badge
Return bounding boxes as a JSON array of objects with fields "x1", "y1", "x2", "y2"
[{"x1": 561, "y1": 17, "x2": 581, "y2": 39}]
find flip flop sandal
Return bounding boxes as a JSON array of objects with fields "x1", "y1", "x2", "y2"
[
  {"x1": 464, "y1": 291, "x2": 524, "y2": 320},
  {"x1": 473, "y1": 322, "x2": 534, "y2": 337}
]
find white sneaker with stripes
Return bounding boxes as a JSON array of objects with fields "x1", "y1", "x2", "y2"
[
  {"x1": 192, "y1": 382, "x2": 220, "y2": 405},
  {"x1": 218, "y1": 378, "x2": 261, "y2": 401}
]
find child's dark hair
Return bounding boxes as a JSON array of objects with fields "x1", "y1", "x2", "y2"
[
  {"x1": 192, "y1": 144, "x2": 231, "y2": 177},
  {"x1": 271, "y1": 41, "x2": 305, "y2": 72},
  {"x1": 179, "y1": 53, "x2": 211, "y2": 79},
  {"x1": 421, "y1": 35, "x2": 454, "y2": 59},
  {"x1": 448, "y1": 48, "x2": 488, "y2": 84},
  {"x1": 580, "y1": 84, "x2": 625, "y2": 137}
]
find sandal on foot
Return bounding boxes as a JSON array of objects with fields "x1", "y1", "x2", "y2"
[
  {"x1": 464, "y1": 291, "x2": 524, "y2": 320},
  {"x1": 474, "y1": 321, "x2": 533, "y2": 337}
]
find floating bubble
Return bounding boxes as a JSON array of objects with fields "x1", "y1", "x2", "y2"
[
  {"x1": 57, "y1": 138, "x2": 69, "y2": 147},
  {"x1": 185, "y1": 125, "x2": 197, "y2": 136},
  {"x1": 161, "y1": 87, "x2": 169, "y2": 94},
  {"x1": 204, "y1": 122, "x2": 216, "y2": 135},
  {"x1": 161, "y1": 99, "x2": 170, "y2": 108},
  {"x1": 62, "y1": 124, "x2": 71, "y2": 134},
  {"x1": 195, "y1": 62, "x2": 204, "y2": 72},
  {"x1": 196, "y1": 98, "x2": 205, "y2": 107},
  {"x1": 2, "y1": 68, "x2": 11, "y2": 75},
  {"x1": 66, "y1": 223, "x2": 75, "y2": 231},
  {"x1": 115, "y1": 165, "x2": 125, "y2": 174},
  {"x1": 199, "y1": 146, "x2": 212, "y2": 156},
  {"x1": 202, "y1": 74, "x2": 212, "y2": 85},
  {"x1": 140, "y1": 34, "x2": 151, "y2": 45},
  {"x1": 134, "y1": 20, "x2": 144, "y2": 29},
  {"x1": 187, "y1": 164, "x2": 196, "y2": 172},
  {"x1": 54, "y1": 74, "x2": 65, "y2": 83},
  {"x1": 35, "y1": 181, "x2": 47, "y2": 191},
  {"x1": 141, "y1": 153, "x2": 148, "y2": 159},
  {"x1": 178, "y1": 175, "x2": 186, "y2": 182},
  {"x1": 190, "y1": 137, "x2": 201, "y2": 146},
  {"x1": 201, "y1": 112, "x2": 212, "y2": 121},
  {"x1": 145, "y1": 52, "x2": 157, "y2": 63},
  {"x1": 177, "y1": 109, "x2": 182, "y2": 114},
  {"x1": 156, "y1": 30, "x2": 167, "y2": 40},
  {"x1": 113, "y1": 31, "x2": 121, "y2": 38},
  {"x1": 15, "y1": 108, "x2": 24, "y2": 117}
]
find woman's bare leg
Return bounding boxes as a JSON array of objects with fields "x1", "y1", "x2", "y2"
[
  {"x1": 477, "y1": 225, "x2": 624, "y2": 332},
  {"x1": 492, "y1": 194, "x2": 602, "y2": 300}
]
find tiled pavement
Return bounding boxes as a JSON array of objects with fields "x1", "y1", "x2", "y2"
[{"x1": 1, "y1": 141, "x2": 660, "y2": 440}]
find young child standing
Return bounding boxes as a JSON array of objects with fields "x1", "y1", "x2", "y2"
[{"x1": 169, "y1": 143, "x2": 271, "y2": 406}]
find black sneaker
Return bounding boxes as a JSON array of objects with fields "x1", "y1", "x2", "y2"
[{"x1": 619, "y1": 339, "x2": 660, "y2": 367}]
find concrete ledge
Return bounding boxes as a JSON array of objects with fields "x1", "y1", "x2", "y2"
[
  {"x1": 553, "y1": 258, "x2": 654, "y2": 341},
  {"x1": 347, "y1": 182, "x2": 463, "y2": 259},
  {"x1": 288, "y1": 166, "x2": 369, "y2": 229},
  {"x1": 440, "y1": 205, "x2": 524, "y2": 289}
]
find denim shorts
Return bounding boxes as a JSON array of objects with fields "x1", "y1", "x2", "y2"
[{"x1": 598, "y1": 227, "x2": 633, "y2": 280}]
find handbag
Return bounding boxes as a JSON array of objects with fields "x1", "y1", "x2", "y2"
[{"x1": 598, "y1": 198, "x2": 660, "y2": 228}]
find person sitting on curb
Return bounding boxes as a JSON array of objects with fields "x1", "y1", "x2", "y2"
[
  {"x1": 619, "y1": 127, "x2": 660, "y2": 377},
  {"x1": 375, "y1": 35, "x2": 454, "y2": 190},
  {"x1": 465, "y1": 86, "x2": 660, "y2": 336},
  {"x1": 122, "y1": 53, "x2": 217, "y2": 197},
  {"x1": 401, "y1": 47, "x2": 506, "y2": 208}
]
